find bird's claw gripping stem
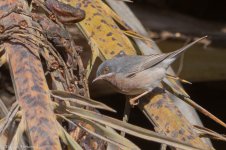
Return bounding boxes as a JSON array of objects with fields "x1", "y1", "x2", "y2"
[{"x1": 129, "y1": 91, "x2": 150, "y2": 106}]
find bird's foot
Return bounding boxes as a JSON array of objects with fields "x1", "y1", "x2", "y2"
[
  {"x1": 129, "y1": 91, "x2": 150, "y2": 106},
  {"x1": 129, "y1": 98, "x2": 140, "y2": 106}
]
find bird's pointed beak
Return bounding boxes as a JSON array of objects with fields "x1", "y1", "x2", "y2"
[{"x1": 92, "y1": 73, "x2": 114, "y2": 83}]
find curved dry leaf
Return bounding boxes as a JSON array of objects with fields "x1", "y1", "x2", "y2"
[
  {"x1": 8, "y1": 116, "x2": 26, "y2": 150},
  {"x1": 50, "y1": 90, "x2": 116, "y2": 112},
  {"x1": 58, "y1": 114, "x2": 139, "y2": 150},
  {"x1": 0, "y1": 103, "x2": 19, "y2": 135},
  {"x1": 194, "y1": 125, "x2": 226, "y2": 142},
  {"x1": 57, "y1": 122, "x2": 83, "y2": 150},
  {"x1": 66, "y1": 107, "x2": 203, "y2": 150}
]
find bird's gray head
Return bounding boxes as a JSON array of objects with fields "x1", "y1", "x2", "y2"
[{"x1": 93, "y1": 59, "x2": 119, "y2": 83}]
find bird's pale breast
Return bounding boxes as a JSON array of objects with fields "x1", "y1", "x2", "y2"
[{"x1": 114, "y1": 67, "x2": 166, "y2": 95}]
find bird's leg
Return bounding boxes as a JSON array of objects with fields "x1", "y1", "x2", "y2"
[{"x1": 129, "y1": 90, "x2": 150, "y2": 106}]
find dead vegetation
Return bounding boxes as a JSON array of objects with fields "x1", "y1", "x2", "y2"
[{"x1": 0, "y1": 0, "x2": 225, "y2": 149}]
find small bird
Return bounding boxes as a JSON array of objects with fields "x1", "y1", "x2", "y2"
[{"x1": 93, "y1": 36, "x2": 207, "y2": 105}]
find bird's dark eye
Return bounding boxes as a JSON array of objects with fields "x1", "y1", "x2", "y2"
[{"x1": 103, "y1": 66, "x2": 110, "y2": 74}]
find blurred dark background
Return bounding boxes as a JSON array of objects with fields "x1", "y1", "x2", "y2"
[{"x1": 130, "y1": 0, "x2": 226, "y2": 22}]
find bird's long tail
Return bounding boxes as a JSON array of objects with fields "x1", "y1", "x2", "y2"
[{"x1": 168, "y1": 36, "x2": 207, "y2": 59}]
